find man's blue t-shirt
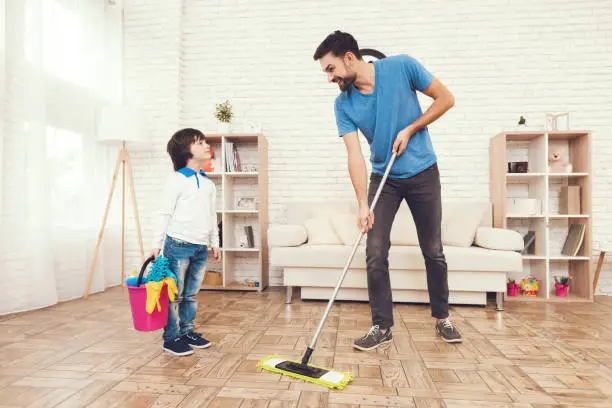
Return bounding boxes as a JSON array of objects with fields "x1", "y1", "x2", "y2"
[{"x1": 334, "y1": 54, "x2": 437, "y2": 179}]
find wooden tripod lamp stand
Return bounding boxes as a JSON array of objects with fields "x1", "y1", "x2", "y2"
[{"x1": 83, "y1": 105, "x2": 149, "y2": 298}]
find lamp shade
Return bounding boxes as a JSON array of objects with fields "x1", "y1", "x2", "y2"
[{"x1": 96, "y1": 105, "x2": 149, "y2": 146}]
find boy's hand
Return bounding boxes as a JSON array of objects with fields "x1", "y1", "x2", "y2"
[
  {"x1": 211, "y1": 248, "x2": 221, "y2": 263},
  {"x1": 150, "y1": 248, "x2": 161, "y2": 259}
]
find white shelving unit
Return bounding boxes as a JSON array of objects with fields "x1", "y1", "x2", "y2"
[
  {"x1": 202, "y1": 133, "x2": 268, "y2": 292},
  {"x1": 489, "y1": 130, "x2": 592, "y2": 302}
]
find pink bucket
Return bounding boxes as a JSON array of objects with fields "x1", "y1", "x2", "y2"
[{"x1": 127, "y1": 256, "x2": 169, "y2": 332}]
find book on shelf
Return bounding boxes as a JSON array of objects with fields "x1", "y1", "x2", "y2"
[
  {"x1": 561, "y1": 223, "x2": 586, "y2": 257},
  {"x1": 224, "y1": 141, "x2": 242, "y2": 172},
  {"x1": 243, "y1": 225, "x2": 254, "y2": 248},
  {"x1": 521, "y1": 231, "x2": 536, "y2": 255}
]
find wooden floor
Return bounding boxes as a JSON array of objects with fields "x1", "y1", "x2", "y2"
[{"x1": 1, "y1": 288, "x2": 612, "y2": 408}]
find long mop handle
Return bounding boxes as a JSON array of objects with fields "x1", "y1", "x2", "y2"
[{"x1": 300, "y1": 152, "x2": 398, "y2": 365}]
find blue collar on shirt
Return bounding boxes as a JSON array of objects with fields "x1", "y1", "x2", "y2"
[{"x1": 178, "y1": 167, "x2": 208, "y2": 188}]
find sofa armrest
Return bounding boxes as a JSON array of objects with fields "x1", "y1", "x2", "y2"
[
  {"x1": 474, "y1": 227, "x2": 523, "y2": 251},
  {"x1": 268, "y1": 224, "x2": 308, "y2": 247}
]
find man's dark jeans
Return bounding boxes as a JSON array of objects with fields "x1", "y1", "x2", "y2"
[{"x1": 366, "y1": 162, "x2": 449, "y2": 328}]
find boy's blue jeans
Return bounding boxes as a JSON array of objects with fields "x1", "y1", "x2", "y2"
[{"x1": 162, "y1": 235, "x2": 207, "y2": 342}]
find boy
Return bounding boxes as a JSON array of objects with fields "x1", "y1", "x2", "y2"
[{"x1": 151, "y1": 128, "x2": 221, "y2": 356}]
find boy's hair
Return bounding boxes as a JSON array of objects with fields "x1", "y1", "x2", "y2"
[
  {"x1": 313, "y1": 30, "x2": 362, "y2": 61},
  {"x1": 167, "y1": 128, "x2": 206, "y2": 171}
]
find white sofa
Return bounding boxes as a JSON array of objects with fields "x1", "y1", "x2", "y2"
[{"x1": 268, "y1": 200, "x2": 524, "y2": 311}]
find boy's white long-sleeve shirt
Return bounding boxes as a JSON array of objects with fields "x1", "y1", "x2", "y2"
[{"x1": 152, "y1": 168, "x2": 220, "y2": 249}]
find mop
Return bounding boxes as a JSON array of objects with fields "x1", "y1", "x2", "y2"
[{"x1": 257, "y1": 152, "x2": 398, "y2": 390}]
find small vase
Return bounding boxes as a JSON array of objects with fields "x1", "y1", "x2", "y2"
[
  {"x1": 507, "y1": 283, "x2": 519, "y2": 297},
  {"x1": 555, "y1": 283, "x2": 569, "y2": 297},
  {"x1": 217, "y1": 121, "x2": 231, "y2": 133}
]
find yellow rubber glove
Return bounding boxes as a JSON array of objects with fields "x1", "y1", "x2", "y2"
[
  {"x1": 164, "y1": 277, "x2": 178, "y2": 302},
  {"x1": 145, "y1": 281, "x2": 163, "y2": 313}
]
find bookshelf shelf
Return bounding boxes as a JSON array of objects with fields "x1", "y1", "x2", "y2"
[
  {"x1": 202, "y1": 133, "x2": 268, "y2": 292},
  {"x1": 224, "y1": 210, "x2": 258, "y2": 214},
  {"x1": 227, "y1": 172, "x2": 258, "y2": 177},
  {"x1": 505, "y1": 292, "x2": 592, "y2": 303},
  {"x1": 548, "y1": 214, "x2": 589, "y2": 219},
  {"x1": 490, "y1": 130, "x2": 592, "y2": 302},
  {"x1": 506, "y1": 173, "x2": 546, "y2": 179},
  {"x1": 549, "y1": 255, "x2": 590, "y2": 260},
  {"x1": 548, "y1": 172, "x2": 589, "y2": 178}
]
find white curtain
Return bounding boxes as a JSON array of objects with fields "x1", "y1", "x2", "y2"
[{"x1": 1, "y1": 0, "x2": 124, "y2": 314}]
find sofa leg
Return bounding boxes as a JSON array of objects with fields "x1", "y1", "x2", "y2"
[
  {"x1": 496, "y1": 292, "x2": 504, "y2": 311},
  {"x1": 285, "y1": 286, "x2": 293, "y2": 304}
]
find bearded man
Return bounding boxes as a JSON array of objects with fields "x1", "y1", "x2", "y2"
[{"x1": 313, "y1": 30, "x2": 462, "y2": 350}]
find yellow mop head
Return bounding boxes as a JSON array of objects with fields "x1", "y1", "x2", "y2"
[
  {"x1": 255, "y1": 154, "x2": 398, "y2": 392},
  {"x1": 257, "y1": 355, "x2": 354, "y2": 390}
]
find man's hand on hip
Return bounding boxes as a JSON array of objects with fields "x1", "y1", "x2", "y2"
[{"x1": 392, "y1": 125, "x2": 415, "y2": 156}]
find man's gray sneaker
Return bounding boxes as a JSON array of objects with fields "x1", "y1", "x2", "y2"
[
  {"x1": 436, "y1": 319, "x2": 462, "y2": 343},
  {"x1": 352, "y1": 325, "x2": 393, "y2": 351}
]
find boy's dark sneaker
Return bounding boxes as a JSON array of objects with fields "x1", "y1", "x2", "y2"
[
  {"x1": 182, "y1": 332, "x2": 212, "y2": 349},
  {"x1": 352, "y1": 325, "x2": 393, "y2": 351},
  {"x1": 435, "y1": 319, "x2": 463, "y2": 343},
  {"x1": 163, "y1": 336, "x2": 194, "y2": 356}
]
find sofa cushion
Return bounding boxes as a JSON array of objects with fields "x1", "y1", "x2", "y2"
[
  {"x1": 474, "y1": 227, "x2": 523, "y2": 251},
  {"x1": 268, "y1": 224, "x2": 308, "y2": 247},
  {"x1": 303, "y1": 217, "x2": 342, "y2": 245},
  {"x1": 271, "y1": 244, "x2": 522, "y2": 272},
  {"x1": 442, "y1": 201, "x2": 490, "y2": 247},
  {"x1": 330, "y1": 214, "x2": 363, "y2": 246}
]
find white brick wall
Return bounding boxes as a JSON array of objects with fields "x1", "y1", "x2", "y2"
[{"x1": 123, "y1": 0, "x2": 612, "y2": 294}]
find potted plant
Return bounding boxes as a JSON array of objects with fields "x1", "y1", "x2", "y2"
[
  {"x1": 554, "y1": 275, "x2": 572, "y2": 297},
  {"x1": 215, "y1": 100, "x2": 233, "y2": 133},
  {"x1": 507, "y1": 278, "x2": 520, "y2": 297}
]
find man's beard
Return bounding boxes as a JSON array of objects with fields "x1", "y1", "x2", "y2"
[{"x1": 334, "y1": 74, "x2": 356, "y2": 92}]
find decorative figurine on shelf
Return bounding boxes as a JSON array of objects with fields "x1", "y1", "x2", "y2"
[
  {"x1": 520, "y1": 276, "x2": 539, "y2": 296},
  {"x1": 554, "y1": 275, "x2": 572, "y2": 297},
  {"x1": 201, "y1": 146, "x2": 215, "y2": 173},
  {"x1": 245, "y1": 279, "x2": 260, "y2": 288},
  {"x1": 507, "y1": 278, "x2": 520, "y2": 297},
  {"x1": 548, "y1": 144, "x2": 573, "y2": 173}
]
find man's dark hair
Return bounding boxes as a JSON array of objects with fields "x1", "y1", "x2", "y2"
[
  {"x1": 313, "y1": 30, "x2": 362, "y2": 61},
  {"x1": 167, "y1": 128, "x2": 205, "y2": 171}
]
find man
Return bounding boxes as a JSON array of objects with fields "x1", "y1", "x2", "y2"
[{"x1": 313, "y1": 30, "x2": 462, "y2": 350}]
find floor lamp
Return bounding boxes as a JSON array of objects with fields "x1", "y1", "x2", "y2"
[{"x1": 83, "y1": 105, "x2": 149, "y2": 298}]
